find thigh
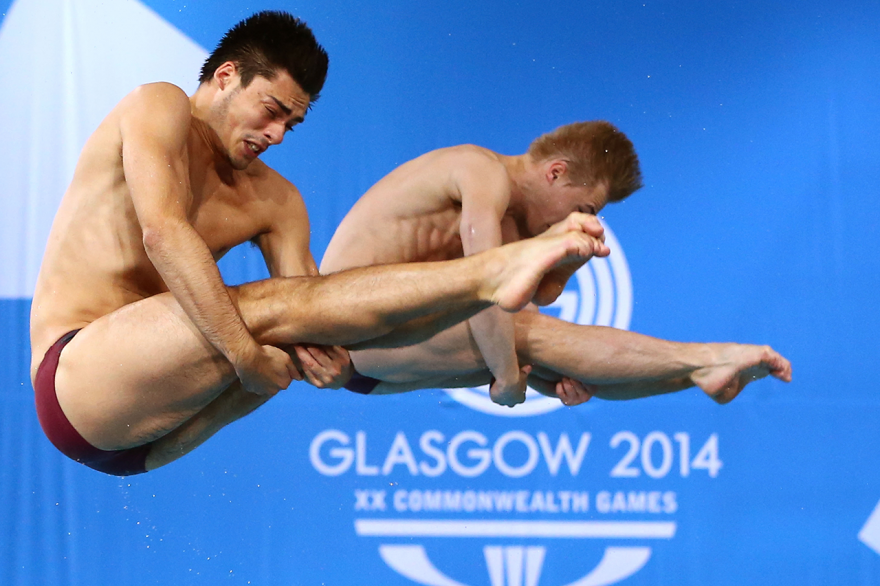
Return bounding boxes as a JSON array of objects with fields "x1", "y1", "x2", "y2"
[
  {"x1": 351, "y1": 308, "x2": 565, "y2": 385},
  {"x1": 54, "y1": 293, "x2": 237, "y2": 451},
  {"x1": 351, "y1": 320, "x2": 486, "y2": 383},
  {"x1": 371, "y1": 371, "x2": 493, "y2": 395}
]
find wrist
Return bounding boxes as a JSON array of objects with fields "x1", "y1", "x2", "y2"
[
  {"x1": 230, "y1": 336, "x2": 262, "y2": 371},
  {"x1": 491, "y1": 366, "x2": 520, "y2": 386}
]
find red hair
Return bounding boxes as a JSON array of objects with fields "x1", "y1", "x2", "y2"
[{"x1": 528, "y1": 121, "x2": 643, "y2": 202}]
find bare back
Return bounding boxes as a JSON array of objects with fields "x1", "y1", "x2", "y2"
[
  {"x1": 30, "y1": 82, "x2": 308, "y2": 380},
  {"x1": 321, "y1": 145, "x2": 520, "y2": 273}
]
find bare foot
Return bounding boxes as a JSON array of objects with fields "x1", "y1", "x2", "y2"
[
  {"x1": 543, "y1": 212, "x2": 607, "y2": 245},
  {"x1": 488, "y1": 231, "x2": 605, "y2": 311},
  {"x1": 690, "y1": 344, "x2": 792, "y2": 404},
  {"x1": 532, "y1": 214, "x2": 611, "y2": 306}
]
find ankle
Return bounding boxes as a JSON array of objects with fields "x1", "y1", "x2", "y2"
[{"x1": 477, "y1": 251, "x2": 506, "y2": 303}]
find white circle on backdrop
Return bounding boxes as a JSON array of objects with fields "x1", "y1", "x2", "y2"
[{"x1": 443, "y1": 220, "x2": 632, "y2": 417}]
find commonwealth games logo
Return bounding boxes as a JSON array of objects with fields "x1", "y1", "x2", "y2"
[
  {"x1": 444, "y1": 220, "x2": 633, "y2": 417},
  {"x1": 356, "y1": 520, "x2": 674, "y2": 586}
]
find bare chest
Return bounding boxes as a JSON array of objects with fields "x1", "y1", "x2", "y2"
[
  {"x1": 185, "y1": 161, "x2": 268, "y2": 259},
  {"x1": 323, "y1": 198, "x2": 465, "y2": 274},
  {"x1": 189, "y1": 196, "x2": 263, "y2": 259},
  {"x1": 397, "y1": 208, "x2": 464, "y2": 262}
]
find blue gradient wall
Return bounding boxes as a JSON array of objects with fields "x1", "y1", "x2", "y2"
[{"x1": 1, "y1": 0, "x2": 879, "y2": 584}]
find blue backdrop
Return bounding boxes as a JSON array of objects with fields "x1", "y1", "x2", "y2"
[{"x1": 2, "y1": 0, "x2": 879, "y2": 584}]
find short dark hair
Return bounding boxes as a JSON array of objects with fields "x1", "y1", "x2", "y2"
[
  {"x1": 199, "y1": 11, "x2": 329, "y2": 103},
  {"x1": 529, "y1": 121, "x2": 643, "y2": 203}
]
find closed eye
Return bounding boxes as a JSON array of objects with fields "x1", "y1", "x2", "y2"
[
  {"x1": 265, "y1": 106, "x2": 295, "y2": 133},
  {"x1": 266, "y1": 95, "x2": 304, "y2": 132}
]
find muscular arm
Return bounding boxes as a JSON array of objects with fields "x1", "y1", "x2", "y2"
[
  {"x1": 256, "y1": 181, "x2": 353, "y2": 389},
  {"x1": 256, "y1": 180, "x2": 320, "y2": 279},
  {"x1": 457, "y1": 159, "x2": 525, "y2": 406},
  {"x1": 120, "y1": 84, "x2": 294, "y2": 395}
]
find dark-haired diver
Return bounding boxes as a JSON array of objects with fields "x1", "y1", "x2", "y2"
[
  {"x1": 321, "y1": 124, "x2": 792, "y2": 406},
  {"x1": 29, "y1": 12, "x2": 605, "y2": 476}
]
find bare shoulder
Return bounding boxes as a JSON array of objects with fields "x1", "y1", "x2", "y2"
[
  {"x1": 442, "y1": 145, "x2": 509, "y2": 185},
  {"x1": 116, "y1": 82, "x2": 192, "y2": 134},
  {"x1": 431, "y1": 144, "x2": 506, "y2": 174},
  {"x1": 122, "y1": 82, "x2": 190, "y2": 111},
  {"x1": 248, "y1": 162, "x2": 309, "y2": 228},
  {"x1": 433, "y1": 145, "x2": 510, "y2": 203},
  {"x1": 248, "y1": 160, "x2": 302, "y2": 199}
]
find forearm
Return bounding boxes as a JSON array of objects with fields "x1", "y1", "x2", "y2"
[
  {"x1": 143, "y1": 222, "x2": 258, "y2": 364},
  {"x1": 469, "y1": 307, "x2": 519, "y2": 383}
]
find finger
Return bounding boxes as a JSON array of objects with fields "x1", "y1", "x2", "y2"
[
  {"x1": 296, "y1": 352, "x2": 333, "y2": 387},
  {"x1": 294, "y1": 345, "x2": 317, "y2": 365},
  {"x1": 593, "y1": 239, "x2": 611, "y2": 257},
  {"x1": 283, "y1": 354, "x2": 304, "y2": 382},
  {"x1": 557, "y1": 380, "x2": 575, "y2": 405},
  {"x1": 581, "y1": 214, "x2": 606, "y2": 238},
  {"x1": 333, "y1": 346, "x2": 353, "y2": 370},
  {"x1": 286, "y1": 360, "x2": 305, "y2": 382},
  {"x1": 324, "y1": 346, "x2": 352, "y2": 369},
  {"x1": 325, "y1": 345, "x2": 349, "y2": 360},
  {"x1": 294, "y1": 346, "x2": 320, "y2": 373},
  {"x1": 555, "y1": 380, "x2": 570, "y2": 404},
  {"x1": 561, "y1": 379, "x2": 591, "y2": 406},
  {"x1": 564, "y1": 379, "x2": 583, "y2": 402},
  {"x1": 568, "y1": 378, "x2": 595, "y2": 399},
  {"x1": 305, "y1": 345, "x2": 334, "y2": 367},
  {"x1": 571, "y1": 381, "x2": 595, "y2": 405},
  {"x1": 305, "y1": 347, "x2": 350, "y2": 386},
  {"x1": 565, "y1": 212, "x2": 603, "y2": 237},
  {"x1": 580, "y1": 382, "x2": 597, "y2": 401}
]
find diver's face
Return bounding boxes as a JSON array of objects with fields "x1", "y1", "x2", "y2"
[
  {"x1": 527, "y1": 167, "x2": 609, "y2": 235},
  {"x1": 212, "y1": 67, "x2": 309, "y2": 169}
]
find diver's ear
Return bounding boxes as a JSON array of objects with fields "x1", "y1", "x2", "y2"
[
  {"x1": 546, "y1": 160, "x2": 568, "y2": 184},
  {"x1": 213, "y1": 61, "x2": 239, "y2": 90}
]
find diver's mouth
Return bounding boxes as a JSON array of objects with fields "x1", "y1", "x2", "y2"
[{"x1": 245, "y1": 140, "x2": 266, "y2": 156}]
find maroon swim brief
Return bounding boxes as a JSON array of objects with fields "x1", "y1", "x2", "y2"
[{"x1": 34, "y1": 330, "x2": 151, "y2": 476}]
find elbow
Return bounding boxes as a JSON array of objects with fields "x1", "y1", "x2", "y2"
[
  {"x1": 141, "y1": 225, "x2": 163, "y2": 253},
  {"x1": 141, "y1": 221, "x2": 181, "y2": 254}
]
